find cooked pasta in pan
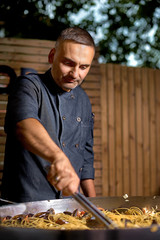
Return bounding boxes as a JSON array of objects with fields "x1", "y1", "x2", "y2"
[{"x1": 1, "y1": 207, "x2": 160, "y2": 230}]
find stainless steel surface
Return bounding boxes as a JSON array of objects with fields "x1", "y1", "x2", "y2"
[
  {"x1": 73, "y1": 192, "x2": 118, "y2": 229},
  {"x1": 0, "y1": 196, "x2": 160, "y2": 240},
  {"x1": 0, "y1": 195, "x2": 160, "y2": 218}
]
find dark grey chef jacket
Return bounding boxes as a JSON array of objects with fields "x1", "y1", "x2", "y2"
[{"x1": 1, "y1": 69, "x2": 95, "y2": 202}]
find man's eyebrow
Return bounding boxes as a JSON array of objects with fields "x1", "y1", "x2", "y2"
[
  {"x1": 63, "y1": 57, "x2": 90, "y2": 67},
  {"x1": 63, "y1": 57, "x2": 74, "y2": 63}
]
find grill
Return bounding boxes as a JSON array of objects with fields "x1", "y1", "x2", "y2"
[{"x1": 0, "y1": 196, "x2": 160, "y2": 240}]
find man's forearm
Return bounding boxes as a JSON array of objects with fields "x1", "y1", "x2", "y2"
[
  {"x1": 80, "y1": 179, "x2": 96, "y2": 197},
  {"x1": 16, "y1": 118, "x2": 80, "y2": 196},
  {"x1": 16, "y1": 118, "x2": 62, "y2": 163}
]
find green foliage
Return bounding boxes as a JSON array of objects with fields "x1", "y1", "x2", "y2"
[
  {"x1": 0, "y1": 0, "x2": 160, "y2": 68},
  {"x1": 0, "y1": 0, "x2": 95, "y2": 40},
  {"x1": 97, "y1": 0, "x2": 160, "y2": 68}
]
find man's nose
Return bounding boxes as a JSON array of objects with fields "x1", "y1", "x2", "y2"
[{"x1": 70, "y1": 67, "x2": 79, "y2": 78}]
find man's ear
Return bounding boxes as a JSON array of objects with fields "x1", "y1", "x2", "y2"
[{"x1": 48, "y1": 48, "x2": 56, "y2": 64}]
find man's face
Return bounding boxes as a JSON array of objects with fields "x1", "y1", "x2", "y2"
[{"x1": 48, "y1": 40, "x2": 95, "y2": 92}]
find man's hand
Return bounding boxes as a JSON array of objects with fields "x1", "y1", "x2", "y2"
[{"x1": 47, "y1": 153, "x2": 80, "y2": 196}]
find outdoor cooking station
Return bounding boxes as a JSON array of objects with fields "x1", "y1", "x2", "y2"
[{"x1": 0, "y1": 196, "x2": 160, "y2": 240}]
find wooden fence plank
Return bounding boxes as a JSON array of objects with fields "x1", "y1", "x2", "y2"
[
  {"x1": 0, "y1": 38, "x2": 54, "y2": 46},
  {"x1": 128, "y1": 67, "x2": 137, "y2": 195},
  {"x1": 155, "y1": 70, "x2": 160, "y2": 195},
  {"x1": 100, "y1": 64, "x2": 109, "y2": 196},
  {"x1": 107, "y1": 64, "x2": 116, "y2": 196},
  {"x1": 0, "y1": 53, "x2": 50, "y2": 64},
  {"x1": 121, "y1": 66, "x2": 130, "y2": 195},
  {"x1": 142, "y1": 68, "x2": 150, "y2": 196},
  {"x1": 0, "y1": 45, "x2": 52, "y2": 55},
  {"x1": 135, "y1": 68, "x2": 143, "y2": 195},
  {"x1": 114, "y1": 64, "x2": 123, "y2": 196},
  {"x1": 149, "y1": 69, "x2": 157, "y2": 195}
]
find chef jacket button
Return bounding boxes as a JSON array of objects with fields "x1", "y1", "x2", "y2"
[
  {"x1": 71, "y1": 94, "x2": 75, "y2": 99},
  {"x1": 75, "y1": 144, "x2": 79, "y2": 148},
  {"x1": 62, "y1": 142, "x2": 65, "y2": 147},
  {"x1": 79, "y1": 167, "x2": 83, "y2": 172},
  {"x1": 77, "y1": 117, "x2": 81, "y2": 122},
  {"x1": 62, "y1": 116, "x2": 66, "y2": 120}
]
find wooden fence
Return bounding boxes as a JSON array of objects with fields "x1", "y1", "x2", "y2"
[
  {"x1": 101, "y1": 64, "x2": 160, "y2": 196},
  {"x1": 0, "y1": 38, "x2": 160, "y2": 197}
]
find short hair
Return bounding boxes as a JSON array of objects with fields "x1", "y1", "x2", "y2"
[{"x1": 55, "y1": 27, "x2": 95, "y2": 50}]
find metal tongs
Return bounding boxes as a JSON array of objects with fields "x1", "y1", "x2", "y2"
[{"x1": 73, "y1": 192, "x2": 118, "y2": 229}]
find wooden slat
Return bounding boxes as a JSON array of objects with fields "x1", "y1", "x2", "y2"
[
  {"x1": 142, "y1": 68, "x2": 150, "y2": 195},
  {"x1": 94, "y1": 121, "x2": 101, "y2": 129},
  {"x1": 0, "y1": 52, "x2": 49, "y2": 64},
  {"x1": 0, "y1": 45, "x2": 52, "y2": 55},
  {"x1": 0, "y1": 60, "x2": 50, "y2": 73},
  {"x1": 155, "y1": 70, "x2": 160, "y2": 194},
  {"x1": 100, "y1": 64, "x2": 109, "y2": 196},
  {"x1": 0, "y1": 95, "x2": 8, "y2": 101},
  {"x1": 0, "y1": 154, "x2": 4, "y2": 163},
  {"x1": 94, "y1": 152, "x2": 101, "y2": 161},
  {"x1": 135, "y1": 68, "x2": 143, "y2": 195},
  {"x1": 85, "y1": 90, "x2": 100, "y2": 97},
  {"x1": 149, "y1": 69, "x2": 157, "y2": 195},
  {"x1": 107, "y1": 64, "x2": 116, "y2": 196},
  {"x1": 89, "y1": 97, "x2": 100, "y2": 105},
  {"x1": 0, "y1": 38, "x2": 54, "y2": 48},
  {"x1": 0, "y1": 116, "x2": 5, "y2": 126},
  {"x1": 0, "y1": 128, "x2": 6, "y2": 136},
  {"x1": 0, "y1": 136, "x2": 6, "y2": 144},
  {"x1": 94, "y1": 178, "x2": 102, "y2": 186},
  {"x1": 114, "y1": 64, "x2": 123, "y2": 195},
  {"x1": 82, "y1": 82, "x2": 100, "y2": 89},
  {"x1": 122, "y1": 66, "x2": 130, "y2": 195},
  {"x1": 0, "y1": 145, "x2": 5, "y2": 153},
  {"x1": 0, "y1": 75, "x2": 10, "y2": 85},
  {"x1": 85, "y1": 75, "x2": 101, "y2": 82},
  {"x1": 128, "y1": 67, "x2": 137, "y2": 195},
  {"x1": 0, "y1": 102, "x2": 7, "y2": 110}
]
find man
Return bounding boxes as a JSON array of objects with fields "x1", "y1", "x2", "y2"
[{"x1": 1, "y1": 27, "x2": 96, "y2": 202}]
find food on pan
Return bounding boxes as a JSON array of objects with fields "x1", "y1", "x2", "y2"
[{"x1": 0, "y1": 206, "x2": 160, "y2": 230}]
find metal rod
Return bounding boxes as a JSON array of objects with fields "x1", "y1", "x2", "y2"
[
  {"x1": 73, "y1": 192, "x2": 118, "y2": 229},
  {"x1": 0, "y1": 198, "x2": 16, "y2": 205}
]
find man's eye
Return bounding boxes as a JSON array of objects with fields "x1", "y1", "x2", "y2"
[
  {"x1": 80, "y1": 66, "x2": 87, "y2": 70},
  {"x1": 64, "y1": 62, "x2": 71, "y2": 65}
]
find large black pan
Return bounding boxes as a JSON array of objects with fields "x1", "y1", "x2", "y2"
[{"x1": 0, "y1": 196, "x2": 160, "y2": 240}]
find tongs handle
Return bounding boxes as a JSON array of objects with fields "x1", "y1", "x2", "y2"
[{"x1": 73, "y1": 192, "x2": 118, "y2": 229}]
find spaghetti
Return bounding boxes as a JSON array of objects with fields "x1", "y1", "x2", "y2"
[{"x1": 0, "y1": 207, "x2": 160, "y2": 230}]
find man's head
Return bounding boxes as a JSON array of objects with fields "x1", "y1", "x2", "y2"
[
  {"x1": 48, "y1": 27, "x2": 95, "y2": 92},
  {"x1": 55, "y1": 27, "x2": 95, "y2": 50}
]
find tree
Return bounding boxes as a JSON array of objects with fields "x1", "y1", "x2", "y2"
[
  {"x1": 0, "y1": 0, "x2": 160, "y2": 68},
  {"x1": 0, "y1": 0, "x2": 95, "y2": 40},
  {"x1": 96, "y1": 0, "x2": 160, "y2": 68}
]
